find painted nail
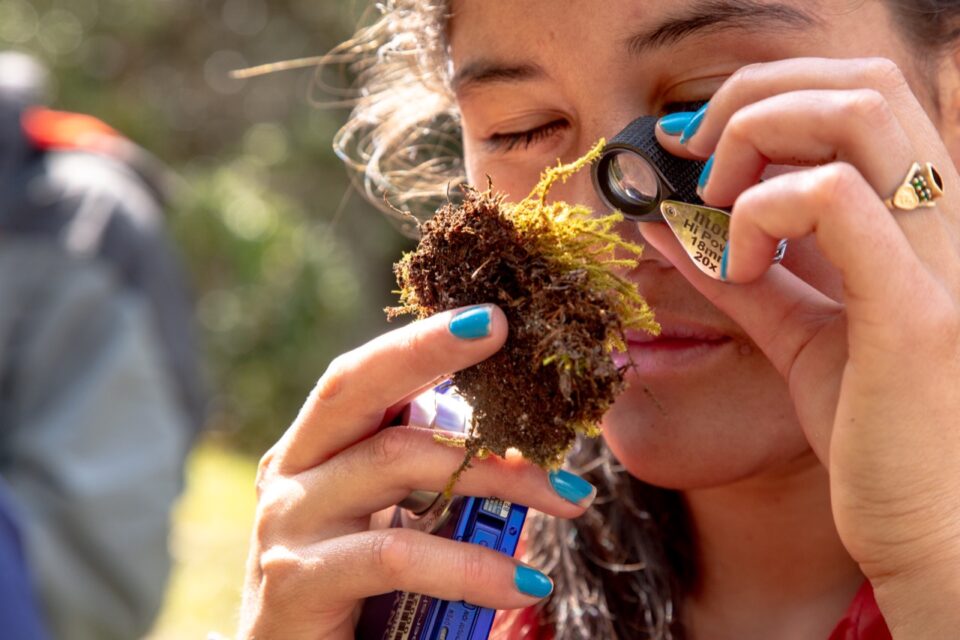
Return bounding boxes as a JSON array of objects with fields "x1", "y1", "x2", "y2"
[
  {"x1": 514, "y1": 565, "x2": 553, "y2": 598},
  {"x1": 658, "y1": 111, "x2": 697, "y2": 136},
  {"x1": 548, "y1": 469, "x2": 596, "y2": 505},
  {"x1": 448, "y1": 305, "x2": 492, "y2": 340},
  {"x1": 720, "y1": 243, "x2": 731, "y2": 281},
  {"x1": 697, "y1": 154, "x2": 715, "y2": 197},
  {"x1": 679, "y1": 102, "x2": 709, "y2": 145}
]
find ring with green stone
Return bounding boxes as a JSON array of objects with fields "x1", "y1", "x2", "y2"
[{"x1": 885, "y1": 162, "x2": 944, "y2": 211}]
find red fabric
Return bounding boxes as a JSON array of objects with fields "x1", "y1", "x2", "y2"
[
  {"x1": 21, "y1": 107, "x2": 124, "y2": 154},
  {"x1": 492, "y1": 606, "x2": 545, "y2": 640},
  {"x1": 493, "y1": 580, "x2": 891, "y2": 640},
  {"x1": 827, "y1": 581, "x2": 892, "y2": 640}
]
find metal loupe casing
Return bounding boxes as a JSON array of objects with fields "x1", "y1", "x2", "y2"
[{"x1": 592, "y1": 114, "x2": 706, "y2": 222}]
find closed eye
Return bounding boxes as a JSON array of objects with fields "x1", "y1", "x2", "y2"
[
  {"x1": 484, "y1": 119, "x2": 569, "y2": 153},
  {"x1": 660, "y1": 100, "x2": 709, "y2": 115}
]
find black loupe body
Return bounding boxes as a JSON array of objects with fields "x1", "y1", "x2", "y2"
[{"x1": 591, "y1": 114, "x2": 706, "y2": 221}]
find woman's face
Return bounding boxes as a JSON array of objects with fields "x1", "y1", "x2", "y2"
[{"x1": 447, "y1": 0, "x2": 932, "y2": 489}]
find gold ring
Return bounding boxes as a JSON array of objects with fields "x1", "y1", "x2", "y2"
[{"x1": 884, "y1": 162, "x2": 944, "y2": 211}]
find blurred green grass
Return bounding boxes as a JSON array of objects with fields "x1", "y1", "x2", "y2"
[{"x1": 147, "y1": 439, "x2": 258, "y2": 640}]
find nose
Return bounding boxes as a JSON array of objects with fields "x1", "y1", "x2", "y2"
[{"x1": 615, "y1": 217, "x2": 675, "y2": 271}]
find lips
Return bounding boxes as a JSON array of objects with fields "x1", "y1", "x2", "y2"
[
  {"x1": 624, "y1": 319, "x2": 730, "y2": 345},
  {"x1": 614, "y1": 317, "x2": 733, "y2": 377}
]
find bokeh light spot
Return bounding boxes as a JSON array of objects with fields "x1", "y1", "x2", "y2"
[
  {"x1": 0, "y1": 0, "x2": 39, "y2": 44},
  {"x1": 37, "y1": 8, "x2": 84, "y2": 57},
  {"x1": 222, "y1": 0, "x2": 268, "y2": 37},
  {"x1": 204, "y1": 49, "x2": 248, "y2": 95},
  {"x1": 243, "y1": 122, "x2": 290, "y2": 166}
]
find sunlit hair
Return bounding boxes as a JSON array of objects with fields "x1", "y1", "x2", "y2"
[
  {"x1": 231, "y1": 2, "x2": 460, "y2": 235},
  {"x1": 323, "y1": 0, "x2": 463, "y2": 237},
  {"x1": 325, "y1": 1, "x2": 960, "y2": 638}
]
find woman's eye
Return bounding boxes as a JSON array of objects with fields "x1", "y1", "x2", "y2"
[
  {"x1": 660, "y1": 100, "x2": 710, "y2": 115},
  {"x1": 484, "y1": 120, "x2": 568, "y2": 153}
]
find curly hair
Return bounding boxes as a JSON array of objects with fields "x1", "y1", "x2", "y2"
[{"x1": 325, "y1": 1, "x2": 460, "y2": 236}]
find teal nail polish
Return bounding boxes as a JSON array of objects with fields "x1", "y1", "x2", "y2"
[
  {"x1": 548, "y1": 469, "x2": 595, "y2": 505},
  {"x1": 698, "y1": 154, "x2": 715, "y2": 195},
  {"x1": 658, "y1": 112, "x2": 696, "y2": 136},
  {"x1": 679, "y1": 103, "x2": 709, "y2": 145},
  {"x1": 720, "y1": 243, "x2": 730, "y2": 281},
  {"x1": 449, "y1": 306, "x2": 491, "y2": 340},
  {"x1": 514, "y1": 565, "x2": 553, "y2": 598}
]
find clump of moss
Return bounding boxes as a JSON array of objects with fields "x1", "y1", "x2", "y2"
[{"x1": 387, "y1": 141, "x2": 660, "y2": 479}]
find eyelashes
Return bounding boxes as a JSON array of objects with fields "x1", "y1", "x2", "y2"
[
  {"x1": 484, "y1": 119, "x2": 568, "y2": 153},
  {"x1": 481, "y1": 100, "x2": 709, "y2": 153},
  {"x1": 660, "y1": 100, "x2": 708, "y2": 114}
]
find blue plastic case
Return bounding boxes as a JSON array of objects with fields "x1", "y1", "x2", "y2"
[{"x1": 355, "y1": 383, "x2": 529, "y2": 640}]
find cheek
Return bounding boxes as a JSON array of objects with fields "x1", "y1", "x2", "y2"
[
  {"x1": 462, "y1": 138, "x2": 563, "y2": 202},
  {"x1": 463, "y1": 137, "x2": 482, "y2": 186},
  {"x1": 600, "y1": 338, "x2": 810, "y2": 489},
  {"x1": 463, "y1": 152, "x2": 606, "y2": 216}
]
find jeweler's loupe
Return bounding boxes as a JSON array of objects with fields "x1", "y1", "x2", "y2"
[{"x1": 592, "y1": 114, "x2": 787, "y2": 280}]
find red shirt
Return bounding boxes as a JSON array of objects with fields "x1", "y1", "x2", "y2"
[
  {"x1": 828, "y1": 582, "x2": 892, "y2": 640},
  {"x1": 492, "y1": 580, "x2": 891, "y2": 640}
]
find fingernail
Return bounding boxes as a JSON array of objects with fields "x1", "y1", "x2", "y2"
[
  {"x1": 720, "y1": 243, "x2": 731, "y2": 281},
  {"x1": 514, "y1": 565, "x2": 553, "y2": 598},
  {"x1": 449, "y1": 305, "x2": 492, "y2": 340},
  {"x1": 679, "y1": 103, "x2": 709, "y2": 145},
  {"x1": 697, "y1": 154, "x2": 715, "y2": 197},
  {"x1": 548, "y1": 469, "x2": 596, "y2": 506},
  {"x1": 658, "y1": 111, "x2": 697, "y2": 136}
]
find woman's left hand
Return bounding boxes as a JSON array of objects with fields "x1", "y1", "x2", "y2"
[{"x1": 643, "y1": 57, "x2": 960, "y2": 633}]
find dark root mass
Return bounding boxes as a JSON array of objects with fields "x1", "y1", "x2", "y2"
[{"x1": 387, "y1": 142, "x2": 659, "y2": 478}]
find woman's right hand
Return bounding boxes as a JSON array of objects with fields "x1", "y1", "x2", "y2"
[{"x1": 237, "y1": 304, "x2": 596, "y2": 640}]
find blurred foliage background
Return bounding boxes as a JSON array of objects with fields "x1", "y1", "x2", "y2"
[
  {"x1": 1, "y1": 0, "x2": 416, "y2": 635},
  {"x1": 1, "y1": 0, "x2": 414, "y2": 453}
]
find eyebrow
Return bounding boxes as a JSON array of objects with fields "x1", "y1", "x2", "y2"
[
  {"x1": 451, "y1": 61, "x2": 546, "y2": 95},
  {"x1": 626, "y1": 0, "x2": 821, "y2": 56}
]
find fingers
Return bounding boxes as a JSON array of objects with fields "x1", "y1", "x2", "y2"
[
  {"x1": 725, "y1": 165, "x2": 953, "y2": 343},
  {"x1": 726, "y1": 166, "x2": 910, "y2": 282},
  {"x1": 641, "y1": 159, "x2": 948, "y2": 378},
  {"x1": 255, "y1": 529, "x2": 552, "y2": 622},
  {"x1": 275, "y1": 305, "x2": 508, "y2": 474},
  {"x1": 655, "y1": 57, "x2": 932, "y2": 159},
  {"x1": 304, "y1": 529, "x2": 550, "y2": 607},
  {"x1": 654, "y1": 56, "x2": 959, "y2": 285},
  {"x1": 656, "y1": 57, "x2": 927, "y2": 158},
  {"x1": 698, "y1": 89, "x2": 912, "y2": 206},
  {"x1": 694, "y1": 89, "x2": 959, "y2": 273},
  {"x1": 266, "y1": 427, "x2": 592, "y2": 539}
]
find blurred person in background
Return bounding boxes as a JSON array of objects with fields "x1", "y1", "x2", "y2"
[{"x1": 0, "y1": 50, "x2": 204, "y2": 639}]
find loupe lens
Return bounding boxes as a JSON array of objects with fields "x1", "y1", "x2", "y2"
[{"x1": 606, "y1": 150, "x2": 661, "y2": 208}]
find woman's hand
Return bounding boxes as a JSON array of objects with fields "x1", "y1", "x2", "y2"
[
  {"x1": 645, "y1": 57, "x2": 960, "y2": 633},
  {"x1": 237, "y1": 305, "x2": 594, "y2": 639}
]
